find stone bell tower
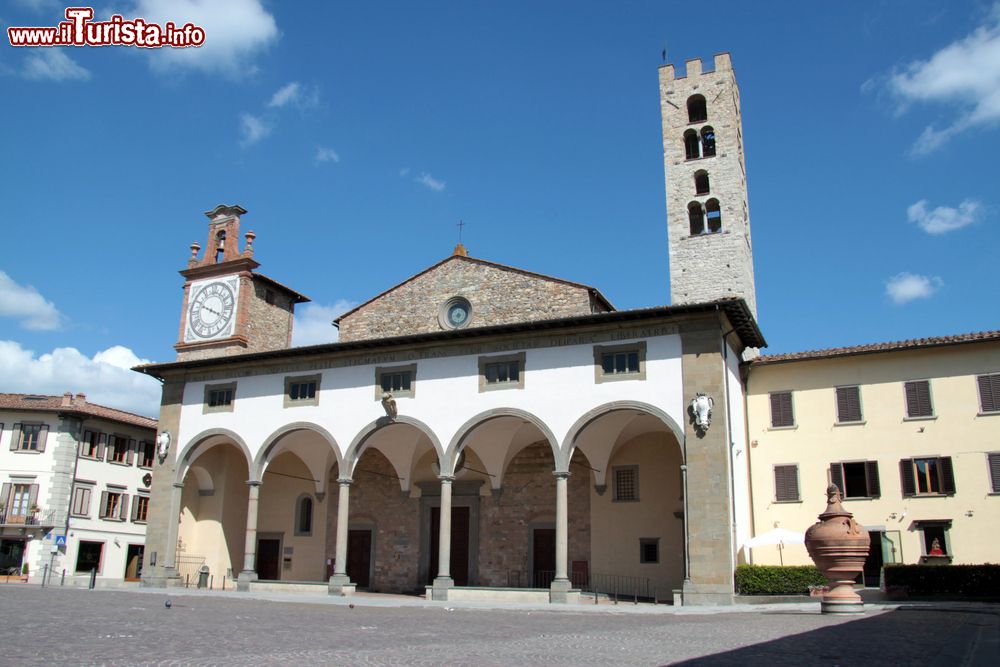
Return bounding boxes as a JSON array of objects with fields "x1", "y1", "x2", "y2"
[
  {"x1": 174, "y1": 204, "x2": 309, "y2": 361},
  {"x1": 660, "y1": 53, "x2": 757, "y2": 319}
]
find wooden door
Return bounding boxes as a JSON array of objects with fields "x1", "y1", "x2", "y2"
[
  {"x1": 124, "y1": 544, "x2": 144, "y2": 581},
  {"x1": 347, "y1": 529, "x2": 372, "y2": 589},
  {"x1": 533, "y1": 528, "x2": 556, "y2": 588},
  {"x1": 428, "y1": 506, "x2": 471, "y2": 586},
  {"x1": 256, "y1": 538, "x2": 281, "y2": 581}
]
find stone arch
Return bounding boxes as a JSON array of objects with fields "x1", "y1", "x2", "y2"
[
  {"x1": 343, "y1": 415, "x2": 444, "y2": 479},
  {"x1": 174, "y1": 428, "x2": 253, "y2": 485},
  {"x1": 256, "y1": 421, "x2": 342, "y2": 469},
  {"x1": 561, "y1": 400, "x2": 685, "y2": 465},
  {"x1": 445, "y1": 408, "x2": 563, "y2": 474},
  {"x1": 187, "y1": 465, "x2": 215, "y2": 494}
]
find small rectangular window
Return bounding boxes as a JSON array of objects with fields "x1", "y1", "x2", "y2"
[
  {"x1": 132, "y1": 496, "x2": 149, "y2": 523},
  {"x1": 71, "y1": 486, "x2": 92, "y2": 518},
  {"x1": 900, "y1": 457, "x2": 956, "y2": 496},
  {"x1": 770, "y1": 392, "x2": 794, "y2": 428},
  {"x1": 904, "y1": 380, "x2": 934, "y2": 418},
  {"x1": 203, "y1": 382, "x2": 236, "y2": 413},
  {"x1": 75, "y1": 541, "x2": 104, "y2": 573},
  {"x1": 915, "y1": 520, "x2": 952, "y2": 561},
  {"x1": 108, "y1": 435, "x2": 129, "y2": 464},
  {"x1": 138, "y1": 441, "x2": 154, "y2": 468},
  {"x1": 375, "y1": 365, "x2": 417, "y2": 399},
  {"x1": 284, "y1": 374, "x2": 321, "y2": 408},
  {"x1": 977, "y1": 374, "x2": 1000, "y2": 414},
  {"x1": 835, "y1": 386, "x2": 863, "y2": 423},
  {"x1": 479, "y1": 353, "x2": 526, "y2": 392},
  {"x1": 593, "y1": 342, "x2": 647, "y2": 384},
  {"x1": 773, "y1": 464, "x2": 800, "y2": 502},
  {"x1": 79, "y1": 430, "x2": 102, "y2": 459},
  {"x1": 639, "y1": 538, "x2": 660, "y2": 564},
  {"x1": 613, "y1": 466, "x2": 639, "y2": 502},
  {"x1": 12, "y1": 423, "x2": 48, "y2": 452},
  {"x1": 830, "y1": 461, "x2": 880, "y2": 499}
]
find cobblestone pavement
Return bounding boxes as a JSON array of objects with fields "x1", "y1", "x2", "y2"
[{"x1": 1, "y1": 586, "x2": 996, "y2": 666}]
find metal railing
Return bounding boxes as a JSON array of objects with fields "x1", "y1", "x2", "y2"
[{"x1": 505, "y1": 569, "x2": 658, "y2": 603}]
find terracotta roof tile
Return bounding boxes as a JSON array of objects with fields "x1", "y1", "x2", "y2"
[
  {"x1": 754, "y1": 330, "x2": 1000, "y2": 365},
  {"x1": 0, "y1": 393, "x2": 158, "y2": 430}
]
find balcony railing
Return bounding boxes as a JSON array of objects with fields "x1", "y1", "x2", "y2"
[{"x1": 0, "y1": 509, "x2": 55, "y2": 527}]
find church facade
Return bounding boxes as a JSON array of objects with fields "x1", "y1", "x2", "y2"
[{"x1": 138, "y1": 54, "x2": 762, "y2": 605}]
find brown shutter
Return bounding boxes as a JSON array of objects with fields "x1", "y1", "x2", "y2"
[
  {"x1": 905, "y1": 380, "x2": 932, "y2": 417},
  {"x1": 120, "y1": 494, "x2": 129, "y2": 521},
  {"x1": 836, "y1": 386, "x2": 862, "y2": 422},
  {"x1": 774, "y1": 465, "x2": 798, "y2": 502},
  {"x1": 829, "y1": 463, "x2": 845, "y2": 496},
  {"x1": 866, "y1": 461, "x2": 881, "y2": 498},
  {"x1": 79, "y1": 431, "x2": 91, "y2": 457},
  {"x1": 979, "y1": 374, "x2": 1000, "y2": 413},
  {"x1": 36, "y1": 424, "x2": 49, "y2": 452},
  {"x1": 99, "y1": 491, "x2": 109, "y2": 518},
  {"x1": 126, "y1": 439, "x2": 136, "y2": 466},
  {"x1": 10, "y1": 423, "x2": 21, "y2": 450},
  {"x1": 131, "y1": 495, "x2": 139, "y2": 521},
  {"x1": 770, "y1": 393, "x2": 793, "y2": 427},
  {"x1": 97, "y1": 433, "x2": 107, "y2": 461},
  {"x1": 0, "y1": 483, "x2": 10, "y2": 512},
  {"x1": 988, "y1": 453, "x2": 1000, "y2": 493},
  {"x1": 900, "y1": 459, "x2": 916, "y2": 496},
  {"x1": 27, "y1": 484, "x2": 39, "y2": 511},
  {"x1": 940, "y1": 457, "x2": 956, "y2": 495}
]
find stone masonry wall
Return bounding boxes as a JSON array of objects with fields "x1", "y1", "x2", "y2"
[
  {"x1": 477, "y1": 443, "x2": 590, "y2": 587},
  {"x1": 660, "y1": 54, "x2": 757, "y2": 317},
  {"x1": 245, "y1": 278, "x2": 295, "y2": 352},
  {"x1": 338, "y1": 256, "x2": 605, "y2": 342}
]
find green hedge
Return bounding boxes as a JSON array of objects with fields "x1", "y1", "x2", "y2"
[
  {"x1": 884, "y1": 564, "x2": 1000, "y2": 597},
  {"x1": 735, "y1": 565, "x2": 826, "y2": 595}
]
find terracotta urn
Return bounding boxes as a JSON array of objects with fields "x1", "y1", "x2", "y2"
[{"x1": 804, "y1": 484, "x2": 871, "y2": 614}]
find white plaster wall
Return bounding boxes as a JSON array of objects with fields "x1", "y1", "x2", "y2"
[
  {"x1": 726, "y1": 343, "x2": 751, "y2": 561},
  {"x1": 175, "y1": 333, "x2": 686, "y2": 471}
]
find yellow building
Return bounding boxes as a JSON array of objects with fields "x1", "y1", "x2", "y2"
[{"x1": 745, "y1": 331, "x2": 1000, "y2": 585}]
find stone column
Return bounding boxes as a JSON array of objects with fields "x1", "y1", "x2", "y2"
[
  {"x1": 550, "y1": 471, "x2": 572, "y2": 603},
  {"x1": 328, "y1": 478, "x2": 356, "y2": 596},
  {"x1": 236, "y1": 480, "x2": 260, "y2": 591},
  {"x1": 431, "y1": 475, "x2": 455, "y2": 600},
  {"x1": 163, "y1": 482, "x2": 184, "y2": 575}
]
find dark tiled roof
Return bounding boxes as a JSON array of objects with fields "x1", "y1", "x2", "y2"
[
  {"x1": 0, "y1": 393, "x2": 158, "y2": 430},
  {"x1": 136, "y1": 297, "x2": 765, "y2": 378},
  {"x1": 754, "y1": 330, "x2": 1000, "y2": 365}
]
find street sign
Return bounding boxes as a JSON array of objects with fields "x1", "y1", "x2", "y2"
[{"x1": 55, "y1": 535, "x2": 67, "y2": 547}]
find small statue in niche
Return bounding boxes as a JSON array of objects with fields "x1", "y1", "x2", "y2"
[
  {"x1": 381, "y1": 391, "x2": 397, "y2": 421},
  {"x1": 689, "y1": 392, "x2": 714, "y2": 433},
  {"x1": 928, "y1": 538, "x2": 945, "y2": 556},
  {"x1": 156, "y1": 431, "x2": 171, "y2": 464}
]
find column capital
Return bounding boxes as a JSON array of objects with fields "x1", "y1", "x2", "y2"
[
  {"x1": 337, "y1": 477, "x2": 354, "y2": 487},
  {"x1": 552, "y1": 470, "x2": 571, "y2": 480},
  {"x1": 437, "y1": 474, "x2": 456, "y2": 483},
  {"x1": 246, "y1": 480, "x2": 262, "y2": 488}
]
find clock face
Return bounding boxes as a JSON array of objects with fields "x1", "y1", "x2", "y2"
[{"x1": 185, "y1": 277, "x2": 239, "y2": 342}]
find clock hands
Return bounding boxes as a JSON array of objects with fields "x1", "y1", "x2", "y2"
[{"x1": 201, "y1": 304, "x2": 224, "y2": 318}]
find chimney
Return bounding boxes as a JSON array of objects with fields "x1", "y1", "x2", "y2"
[
  {"x1": 61, "y1": 392, "x2": 73, "y2": 407},
  {"x1": 73, "y1": 393, "x2": 87, "y2": 407}
]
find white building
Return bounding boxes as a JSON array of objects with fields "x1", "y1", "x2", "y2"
[{"x1": 0, "y1": 392, "x2": 157, "y2": 585}]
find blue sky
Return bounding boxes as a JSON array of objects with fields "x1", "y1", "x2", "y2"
[{"x1": 1, "y1": 0, "x2": 998, "y2": 416}]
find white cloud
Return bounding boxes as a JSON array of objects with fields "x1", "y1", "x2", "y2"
[
  {"x1": 0, "y1": 271, "x2": 63, "y2": 330},
  {"x1": 122, "y1": 0, "x2": 279, "y2": 77},
  {"x1": 0, "y1": 340, "x2": 162, "y2": 417},
  {"x1": 315, "y1": 146, "x2": 340, "y2": 164},
  {"x1": 238, "y1": 112, "x2": 271, "y2": 147},
  {"x1": 22, "y1": 50, "x2": 92, "y2": 82},
  {"x1": 291, "y1": 300, "x2": 355, "y2": 347},
  {"x1": 907, "y1": 199, "x2": 982, "y2": 234},
  {"x1": 887, "y1": 3, "x2": 1000, "y2": 154},
  {"x1": 267, "y1": 81, "x2": 319, "y2": 109},
  {"x1": 885, "y1": 272, "x2": 943, "y2": 304},
  {"x1": 415, "y1": 172, "x2": 446, "y2": 192}
]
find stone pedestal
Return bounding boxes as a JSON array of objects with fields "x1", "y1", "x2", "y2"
[
  {"x1": 236, "y1": 570, "x2": 258, "y2": 592},
  {"x1": 328, "y1": 574, "x2": 356, "y2": 596},
  {"x1": 805, "y1": 484, "x2": 871, "y2": 614},
  {"x1": 431, "y1": 576, "x2": 454, "y2": 601},
  {"x1": 549, "y1": 578, "x2": 573, "y2": 604}
]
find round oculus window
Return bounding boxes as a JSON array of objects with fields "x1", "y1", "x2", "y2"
[{"x1": 439, "y1": 296, "x2": 473, "y2": 330}]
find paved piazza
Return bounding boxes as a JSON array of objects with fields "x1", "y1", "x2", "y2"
[{"x1": 1, "y1": 586, "x2": 996, "y2": 666}]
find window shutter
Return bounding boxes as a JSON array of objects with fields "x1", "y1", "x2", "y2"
[
  {"x1": 10, "y1": 423, "x2": 21, "y2": 450},
  {"x1": 126, "y1": 438, "x2": 136, "y2": 466},
  {"x1": 836, "y1": 386, "x2": 861, "y2": 422},
  {"x1": 905, "y1": 380, "x2": 932, "y2": 417},
  {"x1": 120, "y1": 494, "x2": 129, "y2": 521},
  {"x1": 79, "y1": 431, "x2": 91, "y2": 457},
  {"x1": 774, "y1": 465, "x2": 798, "y2": 502},
  {"x1": 36, "y1": 424, "x2": 49, "y2": 452},
  {"x1": 770, "y1": 393, "x2": 793, "y2": 427},
  {"x1": 27, "y1": 484, "x2": 39, "y2": 510},
  {"x1": 866, "y1": 461, "x2": 881, "y2": 498},
  {"x1": 829, "y1": 463, "x2": 845, "y2": 496},
  {"x1": 0, "y1": 483, "x2": 11, "y2": 510},
  {"x1": 988, "y1": 453, "x2": 1000, "y2": 493},
  {"x1": 131, "y1": 495, "x2": 139, "y2": 521},
  {"x1": 99, "y1": 491, "x2": 109, "y2": 518},
  {"x1": 978, "y1": 374, "x2": 1000, "y2": 413},
  {"x1": 900, "y1": 459, "x2": 916, "y2": 496},
  {"x1": 97, "y1": 433, "x2": 106, "y2": 461},
  {"x1": 940, "y1": 457, "x2": 956, "y2": 495}
]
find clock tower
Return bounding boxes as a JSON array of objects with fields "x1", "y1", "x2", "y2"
[{"x1": 175, "y1": 204, "x2": 309, "y2": 361}]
